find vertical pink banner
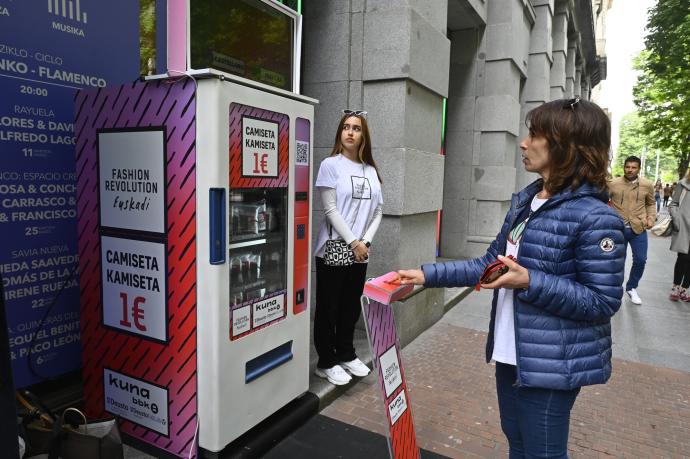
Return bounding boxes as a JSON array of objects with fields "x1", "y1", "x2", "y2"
[
  {"x1": 361, "y1": 294, "x2": 420, "y2": 459},
  {"x1": 167, "y1": 0, "x2": 187, "y2": 72}
]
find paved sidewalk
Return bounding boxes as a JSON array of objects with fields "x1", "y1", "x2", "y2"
[{"x1": 323, "y1": 234, "x2": 690, "y2": 458}]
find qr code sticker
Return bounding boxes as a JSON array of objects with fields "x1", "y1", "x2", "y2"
[{"x1": 296, "y1": 140, "x2": 309, "y2": 166}]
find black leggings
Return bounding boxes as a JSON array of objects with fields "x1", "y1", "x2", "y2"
[
  {"x1": 673, "y1": 253, "x2": 690, "y2": 288},
  {"x1": 314, "y1": 257, "x2": 368, "y2": 368}
]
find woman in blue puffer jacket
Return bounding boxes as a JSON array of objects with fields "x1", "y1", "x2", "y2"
[{"x1": 397, "y1": 98, "x2": 625, "y2": 458}]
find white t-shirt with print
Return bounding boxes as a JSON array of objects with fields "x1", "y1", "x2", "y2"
[
  {"x1": 314, "y1": 154, "x2": 383, "y2": 257},
  {"x1": 491, "y1": 195, "x2": 548, "y2": 365}
]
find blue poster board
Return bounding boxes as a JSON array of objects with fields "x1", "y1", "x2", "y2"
[{"x1": 0, "y1": 1, "x2": 139, "y2": 387}]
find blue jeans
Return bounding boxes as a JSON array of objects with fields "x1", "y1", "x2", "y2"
[
  {"x1": 496, "y1": 363, "x2": 580, "y2": 459},
  {"x1": 623, "y1": 226, "x2": 648, "y2": 291},
  {"x1": 656, "y1": 194, "x2": 661, "y2": 213}
]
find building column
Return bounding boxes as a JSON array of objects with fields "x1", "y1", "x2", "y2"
[
  {"x1": 550, "y1": 0, "x2": 568, "y2": 100},
  {"x1": 362, "y1": 1, "x2": 449, "y2": 342},
  {"x1": 302, "y1": 1, "x2": 364, "y2": 265},
  {"x1": 582, "y1": 76, "x2": 591, "y2": 100},
  {"x1": 440, "y1": 27, "x2": 483, "y2": 258},
  {"x1": 574, "y1": 64, "x2": 583, "y2": 98},
  {"x1": 302, "y1": 0, "x2": 450, "y2": 344},
  {"x1": 453, "y1": 0, "x2": 533, "y2": 258},
  {"x1": 516, "y1": 0, "x2": 553, "y2": 190},
  {"x1": 565, "y1": 40, "x2": 577, "y2": 98}
]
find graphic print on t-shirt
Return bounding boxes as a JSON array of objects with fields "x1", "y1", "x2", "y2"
[
  {"x1": 351, "y1": 175, "x2": 372, "y2": 200},
  {"x1": 508, "y1": 216, "x2": 530, "y2": 245}
]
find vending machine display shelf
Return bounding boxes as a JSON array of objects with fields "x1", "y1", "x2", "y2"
[
  {"x1": 231, "y1": 278, "x2": 270, "y2": 294},
  {"x1": 229, "y1": 232, "x2": 284, "y2": 250}
]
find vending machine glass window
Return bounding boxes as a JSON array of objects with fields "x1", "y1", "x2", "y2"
[
  {"x1": 190, "y1": 0, "x2": 295, "y2": 91},
  {"x1": 228, "y1": 188, "x2": 287, "y2": 307}
]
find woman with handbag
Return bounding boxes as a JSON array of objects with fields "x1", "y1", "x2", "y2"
[
  {"x1": 667, "y1": 174, "x2": 690, "y2": 301},
  {"x1": 396, "y1": 99, "x2": 626, "y2": 458},
  {"x1": 313, "y1": 110, "x2": 383, "y2": 385}
]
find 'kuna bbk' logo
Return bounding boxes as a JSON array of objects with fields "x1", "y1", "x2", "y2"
[
  {"x1": 109, "y1": 373, "x2": 151, "y2": 400},
  {"x1": 48, "y1": 0, "x2": 87, "y2": 37}
]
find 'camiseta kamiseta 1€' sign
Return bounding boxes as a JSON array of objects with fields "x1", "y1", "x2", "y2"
[{"x1": 242, "y1": 117, "x2": 279, "y2": 177}]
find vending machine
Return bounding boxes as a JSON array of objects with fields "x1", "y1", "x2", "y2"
[
  {"x1": 195, "y1": 74, "x2": 315, "y2": 452},
  {"x1": 75, "y1": 1, "x2": 315, "y2": 457},
  {"x1": 76, "y1": 70, "x2": 314, "y2": 458}
]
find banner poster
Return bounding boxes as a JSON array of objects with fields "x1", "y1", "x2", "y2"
[
  {"x1": 361, "y1": 296, "x2": 420, "y2": 459},
  {"x1": 75, "y1": 80, "x2": 198, "y2": 458},
  {"x1": 0, "y1": 1, "x2": 139, "y2": 387}
]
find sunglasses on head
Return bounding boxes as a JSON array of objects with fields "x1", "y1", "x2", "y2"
[
  {"x1": 563, "y1": 98, "x2": 580, "y2": 110},
  {"x1": 343, "y1": 109, "x2": 367, "y2": 117}
]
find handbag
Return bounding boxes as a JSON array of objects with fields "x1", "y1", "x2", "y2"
[
  {"x1": 18, "y1": 392, "x2": 123, "y2": 459},
  {"x1": 665, "y1": 187, "x2": 688, "y2": 235},
  {"x1": 49, "y1": 408, "x2": 123, "y2": 459},
  {"x1": 651, "y1": 215, "x2": 672, "y2": 237},
  {"x1": 323, "y1": 228, "x2": 355, "y2": 266}
]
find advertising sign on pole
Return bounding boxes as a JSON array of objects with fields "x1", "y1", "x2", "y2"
[
  {"x1": 0, "y1": 2, "x2": 139, "y2": 387},
  {"x1": 361, "y1": 273, "x2": 420, "y2": 459}
]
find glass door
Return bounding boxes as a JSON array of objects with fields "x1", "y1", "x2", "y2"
[{"x1": 228, "y1": 188, "x2": 287, "y2": 306}]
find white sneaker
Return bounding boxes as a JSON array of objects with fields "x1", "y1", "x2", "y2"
[
  {"x1": 315, "y1": 365, "x2": 352, "y2": 385},
  {"x1": 340, "y1": 358, "x2": 371, "y2": 377},
  {"x1": 627, "y1": 289, "x2": 642, "y2": 305}
]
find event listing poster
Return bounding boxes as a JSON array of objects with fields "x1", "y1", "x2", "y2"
[{"x1": 0, "y1": 1, "x2": 139, "y2": 387}]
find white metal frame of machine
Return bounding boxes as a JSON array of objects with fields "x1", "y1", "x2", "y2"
[
  {"x1": 167, "y1": 0, "x2": 303, "y2": 93},
  {"x1": 194, "y1": 73, "x2": 314, "y2": 452}
]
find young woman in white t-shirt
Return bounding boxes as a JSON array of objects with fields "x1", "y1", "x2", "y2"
[{"x1": 313, "y1": 110, "x2": 383, "y2": 386}]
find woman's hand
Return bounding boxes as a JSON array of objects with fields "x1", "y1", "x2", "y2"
[
  {"x1": 352, "y1": 241, "x2": 369, "y2": 262},
  {"x1": 480, "y1": 255, "x2": 530, "y2": 290},
  {"x1": 396, "y1": 269, "x2": 425, "y2": 285}
]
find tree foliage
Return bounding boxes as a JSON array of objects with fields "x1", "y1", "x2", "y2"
[
  {"x1": 633, "y1": 0, "x2": 690, "y2": 178},
  {"x1": 140, "y1": 0, "x2": 156, "y2": 75},
  {"x1": 612, "y1": 111, "x2": 676, "y2": 181}
]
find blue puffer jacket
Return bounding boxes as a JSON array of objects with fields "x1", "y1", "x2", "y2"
[{"x1": 423, "y1": 180, "x2": 626, "y2": 390}]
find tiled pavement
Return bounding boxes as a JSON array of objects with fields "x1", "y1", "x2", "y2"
[
  {"x1": 125, "y1": 230, "x2": 690, "y2": 458},
  {"x1": 322, "y1": 234, "x2": 690, "y2": 458}
]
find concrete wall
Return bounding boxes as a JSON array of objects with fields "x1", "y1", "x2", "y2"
[
  {"x1": 517, "y1": 0, "x2": 553, "y2": 190},
  {"x1": 441, "y1": 0, "x2": 534, "y2": 259},
  {"x1": 302, "y1": 0, "x2": 448, "y2": 344}
]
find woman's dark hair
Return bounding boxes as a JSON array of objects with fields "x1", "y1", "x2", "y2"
[
  {"x1": 330, "y1": 113, "x2": 382, "y2": 183},
  {"x1": 526, "y1": 99, "x2": 611, "y2": 194}
]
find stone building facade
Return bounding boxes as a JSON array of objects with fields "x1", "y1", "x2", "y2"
[
  {"x1": 590, "y1": 0, "x2": 613, "y2": 112},
  {"x1": 301, "y1": 0, "x2": 605, "y2": 344}
]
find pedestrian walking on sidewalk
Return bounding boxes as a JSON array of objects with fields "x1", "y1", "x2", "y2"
[
  {"x1": 667, "y1": 174, "x2": 690, "y2": 301},
  {"x1": 396, "y1": 99, "x2": 625, "y2": 459},
  {"x1": 655, "y1": 179, "x2": 663, "y2": 213},
  {"x1": 312, "y1": 110, "x2": 383, "y2": 386},
  {"x1": 608, "y1": 156, "x2": 656, "y2": 304},
  {"x1": 664, "y1": 183, "x2": 672, "y2": 206}
]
